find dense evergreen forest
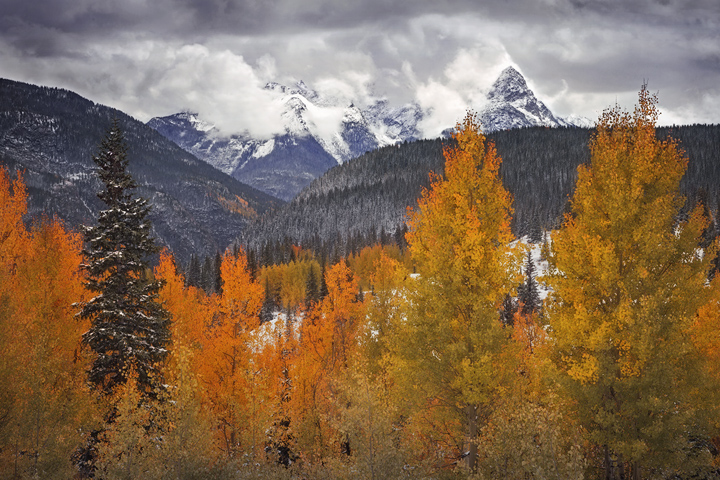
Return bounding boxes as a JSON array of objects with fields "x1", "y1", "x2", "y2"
[{"x1": 242, "y1": 124, "x2": 720, "y2": 264}]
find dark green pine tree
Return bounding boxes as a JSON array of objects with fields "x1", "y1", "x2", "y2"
[
  {"x1": 260, "y1": 276, "x2": 276, "y2": 323},
  {"x1": 213, "y1": 251, "x2": 223, "y2": 294},
  {"x1": 77, "y1": 120, "x2": 171, "y2": 396},
  {"x1": 517, "y1": 249, "x2": 541, "y2": 316},
  {"x1": 305, "y1": 266, "x2": 320, "y2": 307},
  {"x1": 186, "y1": 254, "x2": 201, "y2": 288},
  {"x1": 500, "y1": 293, "x2": 518, "y2": 327}
]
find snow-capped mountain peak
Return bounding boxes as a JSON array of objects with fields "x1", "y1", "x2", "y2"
[
  {"x1": 150, "y1": 69, "x2": 591, "y2": 201},
  {"x1": 487, "y1": 66, "x2": 534, "y2": 104},
  {"x1": 479, "y1": 66, "x2": 562, "y2": 131},
  {"x1": 281, "y1": 94, "x2": 312, "y2": 137}
]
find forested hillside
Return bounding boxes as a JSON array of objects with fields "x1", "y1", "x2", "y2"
[
  {"x1": 243, "y1": 124, "x2": 720, "y2": 260},
  {"x1": 0, "y1": 78, "x2": 282, "y2": 263}
]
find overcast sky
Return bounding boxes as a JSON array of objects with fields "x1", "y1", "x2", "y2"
[{"x1": 1, "y1": 0, "x2": 718, "y2": 138}]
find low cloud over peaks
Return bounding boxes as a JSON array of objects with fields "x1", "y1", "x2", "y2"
[{"x1": 0, "y1": 0, "x2": 717, "y2": 134}]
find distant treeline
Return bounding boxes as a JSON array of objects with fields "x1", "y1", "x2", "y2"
[{"x1": 240, "y1": 124, "x2": 720, "y2": 265}]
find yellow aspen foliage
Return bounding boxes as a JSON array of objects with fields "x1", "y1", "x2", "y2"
[
  {"x1": 360, "y1": 251, "x2": 408, "y2": 377},
  {"x1": 474, "y1": 394, "x2": 586, "y2": 480},
  {"x1": 258, "y1": 258, "x2": 320, "y2": 314},
  {"x1": 398, "y1": 112, "x2": 521, "y2": 471},
  {"x1": 347, "y1": 243, "x2": 404, "y2": 291},
  {"x1": 546, "y1": 86, "x2": 716, "y2": 477}
]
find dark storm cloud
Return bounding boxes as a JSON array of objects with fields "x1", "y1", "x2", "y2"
[
  {"x1": 0, "y1": 0, "x2": 549, "y2": 41},
  {"x1": 2, "y1": 0, "x2": 717, "y2": 40},
  {"x1": 0, "y1": 0, "x2": 717, "y2": 133}
]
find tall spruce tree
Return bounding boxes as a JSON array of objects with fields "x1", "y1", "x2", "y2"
[
  {"x1": 517, "y1": 250, "x2": 541, "y2": 315},
  {"x1": 77, "y1": 119, "x2": 171, "y2": 395}
]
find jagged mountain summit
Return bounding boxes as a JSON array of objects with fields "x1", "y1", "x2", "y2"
[
  {"x1": 149, "y1": 67, "x2": 589, "y2": 201},
  {"x1": 149, "y1": 82, "x2": 422, "y2": 201},
  {"x1": 479, "y1": 66, "x2": 560, "y2": 131}
]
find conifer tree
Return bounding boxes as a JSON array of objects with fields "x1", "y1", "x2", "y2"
[
  {"x1": 261, "y1": 275, "x2": 277, "y2": 323},
  {"x1": 305, "y1": 265, "x2": 320, "y2": 307},
  {"x1": 517, "y1": 250, "x2": 541, "y2": 315},
  {"x1": 77, "y1": 119, "x2": 171, "y2": 395},
  {"x1": 186, "y1": 254, "x2": 201, "y2": 288}
]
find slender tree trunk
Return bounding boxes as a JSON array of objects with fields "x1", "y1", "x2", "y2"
[
  {"x1": 604, "y1": 445, "x2": 612, "y2": 480},
  {"x1": 466, "y1": 404, "x2": 478, "y2": 472},
  {"x1": 14, "y1": 429, "x2": 19, "y2": 479},
  {"x1": 367, "y1": 383, "x2": 376, "y2": 480},
  {"x1": 34, "y1": 412, "x2": 40, "y2": 477}
]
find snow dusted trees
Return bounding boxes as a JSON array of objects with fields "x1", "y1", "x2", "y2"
[{"x1": 77, "y1": 120, "x2": 171, "y2": 395}]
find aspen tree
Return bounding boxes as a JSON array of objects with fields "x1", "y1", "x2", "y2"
[
  {"x1": 546, "y1": 86, "x2": 715, "y2": 479},
  {"x1": 400, "y1": 112, "x2": 520, "y2": 471}
]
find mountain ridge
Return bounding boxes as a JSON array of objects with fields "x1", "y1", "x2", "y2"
[
  {"x1": 240, "y1": 123, "x2": 720, "y2": 260},
  {"x1": 149, "y1": 67, "x2": 588, "y2": 201},
  {"x1": 0, "y1": 77, "x2": 282, "y2": 263}
]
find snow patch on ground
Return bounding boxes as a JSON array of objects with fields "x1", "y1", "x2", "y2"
[
  {"x1": 251, "y1": 311, "x2": 301, "y2": 350},
  {"x1": 516, "y1": 235, "x2": 552, "y2": 301}
]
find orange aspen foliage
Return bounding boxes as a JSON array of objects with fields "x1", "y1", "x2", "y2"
[
  {"x1": 693, "y1": 288, "x2": 720, "y2": 383},
  {"x1": 0, "y1": 168, "x2": 28, "y2": 269},
  {"x1": 154, "y1": 250, "x2": 217, "y2": 374},
  {"x1": 220, "y1": 250, "x2": 264, "y2": 326},
  {"x1": 0, "y1": 167, "x2": 28, "y2": 431},
  {"x1": 0, "y1": 169, "x2": 97, "y2": 478},
  {"x1": 692, "y1": 273, "x2": 720, "y2": 456},
  {"x1": 317, "y1": 262, "x2": 364, "y2": 369},
  {"x1": 292, "y1": 261, "x2": 365, "y2": 459},
  {"x1": 194, "y1": 249, "x2": 265, "y2": 457},
  {"x1": 254, "y1": 316, "x2": 298, "y2": 465},
  {"x1": 156, "y1": 251, "x2": 200, "y2": 348}
]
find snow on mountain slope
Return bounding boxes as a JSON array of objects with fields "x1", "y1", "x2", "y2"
[
  {"x1": 479, "y1": 66, "x2": 561, "y2": 131},
  {"x1": 148, "y1": 68, "x2": 590, "y2": 201},
  {"x1": 559, "y1": 114, "x2": 594, "y2": 128},
  {"x1": 149, "y1": 81, "x2": 395, "y2": 200}
]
